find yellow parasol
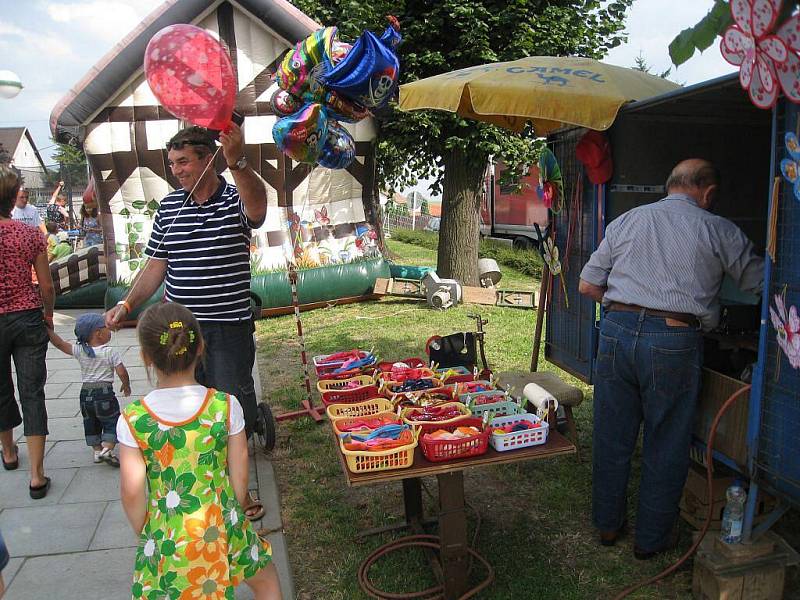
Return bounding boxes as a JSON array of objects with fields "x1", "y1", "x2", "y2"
[{"x1": 398, "y1": 56, "x2": 680, "y2": 134}]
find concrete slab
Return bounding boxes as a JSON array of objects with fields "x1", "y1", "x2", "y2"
[
  {"x1": 43, "y1": 397, "x2": 80, "y2": 418},
  {"x1": 265, "y1": 532, "x2": 295, "y2": 600},
  {"x1": 44, "y1": 440, "x2": 104, "y2": 469},
  {"x1": 43, "y1": 381, "x2": 70, "y2": 399},
  {"x1": 0, "y1": 467, "x2": 77, "y2": 508},
  {"x1": 254, "y1": 455, "x2": 283, "y2": 532},
  {"x1": 2, "y1": 557, "x2": 25, "y2": 589},
  {"x1": 88, "y1": 501, "x2": 139, "y2": 551},
  {"x1": 0, "y1": 501, "x2": 106, "y2": 556},
  {"x1": 4, "y1": 547, "x2": 136, "y2": 600},
  {"x1": 43, "y1": 368, "x2": 83, "y2": 384},
  {"x1": 44, "y1": 416, "x2": 85, "y2": 441},
  {"x1": 61, "y1": 465, "x2": 122, "y2": 503}
]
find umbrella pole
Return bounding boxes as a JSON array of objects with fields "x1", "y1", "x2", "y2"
[
  {"x1": 530, "y1": 263, "x2": 551, "y2": 372},
  {"x1": 276, "y1": 265, "x2": 324, "y2": 423}
]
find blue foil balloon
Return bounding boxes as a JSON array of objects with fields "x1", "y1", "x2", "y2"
[
  {"x1": 272, "y1": 103, "x2": 328, "y2": 164},
  {"x1": 322, "y1": 30, "x2": 400, "y2": 109},
  {"x1": 317, "y1": 121, "x2": 355, "y2": 169}
]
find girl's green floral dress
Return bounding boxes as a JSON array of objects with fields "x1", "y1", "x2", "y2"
[{"x1": 122, "y1": 388, "x2": 271, "y2": 600}]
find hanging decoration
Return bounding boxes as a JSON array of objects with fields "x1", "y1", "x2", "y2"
[
  {"x1": 780, "y1": 131, "x2": 800, "y2": 201},
  {"x1": 769, "y1": 291, "x2": 800, "y2": 369},
  {"x1": 719, "y1": 0, "x2": 800, "y2": 109},
  {"x1": 537, "y1": 147, "x2": 564, "y2": 213},
  {"x1": 271, "y1": 17, "x2": 402, "y2": 170},
  {"x1": 541, "y1": 236, "x2": 569, "y2": 308}
]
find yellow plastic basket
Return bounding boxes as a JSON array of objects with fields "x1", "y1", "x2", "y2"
[
  {"x1": 317, "y1": 374, "x2": 374, "y2": 394},
  {"x1": 400, "y1": 402, "x2": 472, "y2": 428},
  {"x1": 331, "y1": 411, "x2": 402, "y2": 436},
  {"x1": 339, "y1": 428, "x2": 419, "y2": 474},
  {"x1": 325, "y1": 398, "x2": 394, "y2": 420}
]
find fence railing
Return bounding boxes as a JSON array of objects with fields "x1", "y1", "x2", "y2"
[{"x1": 384, "y1": 212, "x2": 437, "y2": 234}]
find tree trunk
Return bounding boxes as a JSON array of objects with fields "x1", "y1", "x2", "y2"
[{"x1": 437, "y1": 147, "x2": 485, "y2": 286}]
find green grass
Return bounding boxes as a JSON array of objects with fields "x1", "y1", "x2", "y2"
[{"x1": 255, "y1": 239, "x2": 799, "y2": 600}]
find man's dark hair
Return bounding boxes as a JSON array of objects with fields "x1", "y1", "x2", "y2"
[
  {"x1": 665, "y1": 160, "x2": 720, "y2": 192},
  {"x1": 166, "y1": 126, "x2": 216, "y2": 158}
]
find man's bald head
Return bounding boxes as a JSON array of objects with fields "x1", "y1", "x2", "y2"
[{"x1": 665, "y1": 159, "x2": 720, "y2": 210}]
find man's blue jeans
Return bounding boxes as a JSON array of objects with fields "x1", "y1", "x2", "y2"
[
  {"x1": 195, "y1": 319, "x2": 257, "y2": 437},
  {"x1": 592, "y1": 310, "x2": 703, "y2": 552}
]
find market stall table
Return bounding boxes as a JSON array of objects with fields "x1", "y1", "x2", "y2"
[{"x1": 330, "y1": 423, "x2": 576, "y2": 599}]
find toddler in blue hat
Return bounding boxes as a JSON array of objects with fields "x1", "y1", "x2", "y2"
[{"x1": 48, "y1": 313, "x2": 131, "y2": 466}]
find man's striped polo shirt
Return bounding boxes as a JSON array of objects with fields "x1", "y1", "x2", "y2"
[{"x1": 145, "y1": 178, "x2": 260, "y2": 322}]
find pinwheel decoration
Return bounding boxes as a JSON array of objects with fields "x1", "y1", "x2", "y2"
[
  {"x1": 542, "y1": 236, "x2": 569, "y2": 308},
  {"x1": 538, "y1": 147, "x2": 564, "y2": 214},
  {"x1": 769, "y1": 292, "x2": 800, "y2": 369},
  {"x1": 720, "y1": 0, "x2": 800, "y2": 109}
]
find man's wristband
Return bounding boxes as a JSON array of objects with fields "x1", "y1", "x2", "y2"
[{"x1": 117, "y1": 300, "x2": 131, "y2": 313}]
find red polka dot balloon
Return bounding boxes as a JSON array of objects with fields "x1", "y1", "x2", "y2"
[{"x1": 144, "y1": 24, "x2": 237, "y2": 131}]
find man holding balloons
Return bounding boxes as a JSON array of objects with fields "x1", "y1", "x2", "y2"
[{"x1": 105, "y1": 123, "x2": 266, "y2": 495}]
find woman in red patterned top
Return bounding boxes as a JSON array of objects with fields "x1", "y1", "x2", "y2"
[{"x1": 0, "y1": 165, "x2": 55, "y2": 499}]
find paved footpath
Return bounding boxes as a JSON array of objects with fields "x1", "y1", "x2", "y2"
[{"x1": 1, "y1": 309, "x2": 295, "y2": 599}]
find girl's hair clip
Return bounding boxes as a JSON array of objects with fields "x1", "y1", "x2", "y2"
[
  {"x1": 188, "y1": 330, "x2": 196, "y2": 343},
  {"x1": 175, "y1": 346, "x2": 188, "y2": 356},
  {"x1": 159, "y1": 332, "x2": 169, "y2": 346},
  {"x1": 169, "y1": 321, "x2": 184, "y2": 329}
]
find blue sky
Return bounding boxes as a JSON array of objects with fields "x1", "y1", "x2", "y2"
[{"x1": 0, "y1": 0, "x2": 735, "y2": 169}]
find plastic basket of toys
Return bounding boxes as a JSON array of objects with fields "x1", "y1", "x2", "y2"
[
  {"x1": 455, "y1": 380, "x2": 494, "y2": 396},
  {"x1": 400, "y1": 402, "x2": 472, "y2": 432},
  {"x1": 331, "y1": 411, "x2": 402, "y2": 436},
  {"x1": 489, "y1": 413, "x2": 549, "y2": 452},
  {"x1": 419, "y1": 417, "x2": 490, "y2": 463},
  {"x1": 321, "y1": 384, "x2": 381, "y2": 407},
  {"x1": 375, "y1": 367, "x2": 437, "y2": 386},
  {"x1": 326, "y1": 398, "x2": 394, "y2": 420},
  {"x1": 339, "y1": 424, "x2": 419, "y2": 474},
  {"x1": 374, "y1": 358, "x2": 427, "y2": 373},
  {"x1": 461, "y1": 390, "x2": 523, "y2": 419},
  {"x1": 317, "y1": 374, "x2": 374, "y2": 395},
  {"x1": 391, "y1": 388, "x2": 456, "y2": 410},
  {"x1": 435, "y1": 365, "x2": 476, "y2": 385},
  {"x1": 313, "y1": 350, "x2": 376, "y2": 377}
]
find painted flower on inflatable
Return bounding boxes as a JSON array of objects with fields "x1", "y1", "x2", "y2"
[
  {"x1": 719, "y1": 0, "x2": 800, "y2": 109},
  {"x1": 769, "y1": 293, "x2": 800, "y2": 369},
  {"x1": 779, "y1": 131, "x2": 800, "y2": 201}
]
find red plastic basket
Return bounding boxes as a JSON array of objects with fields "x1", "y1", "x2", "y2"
[
  {"x1": 374, "y1": 358, "x2": 427, "y2": 372},
  {"x1": 321, "y1": 385, "x2": 381, "y2": 407},
  {"x1": 419, "y1": 417, "x2": 489, "y2": 463}
]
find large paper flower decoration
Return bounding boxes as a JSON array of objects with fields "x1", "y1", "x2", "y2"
[
  {"x1": 769, "y1": 293, "x2": 800, "y2": 369},
  {"x1": 720, "y1": 0, "x2": 792, "y2": 109}
]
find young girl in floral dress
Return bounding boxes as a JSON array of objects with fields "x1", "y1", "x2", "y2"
[{"x1": 117, "y1": 302, "x2": 281, "y2": 599}]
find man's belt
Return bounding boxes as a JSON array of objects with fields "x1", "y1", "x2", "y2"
[{"x1": 606, "y1": 302, "x2": 700, "y2": 328}]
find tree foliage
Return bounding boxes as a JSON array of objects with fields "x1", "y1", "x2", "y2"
[
  {"x1": 49, "y1": 138, "x2": 88, "y2": 188},
  {"x1": 291, "y1": 0, "x2": 633, "y2": 282}
]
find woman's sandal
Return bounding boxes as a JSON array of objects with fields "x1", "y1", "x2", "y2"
[
  {"x1": 244, "y1": 495, "x2": 266, "y2": 521},
  {"x1": 29, "y1": 476, "x2": 51, "y2": 499},
  {"x1": 2, "y1": 444, "x2": 19, "y2": 470}
]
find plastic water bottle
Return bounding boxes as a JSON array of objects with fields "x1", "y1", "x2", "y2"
[{"x1": 720, "y1": 484, "x2": 747, "y2": 544}]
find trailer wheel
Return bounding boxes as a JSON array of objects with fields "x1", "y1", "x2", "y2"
[
  {"x1": 254, "y1": 402, "x2": 276, "y2": 452},
  {"x1": 513, "y1": 236, "x2": 532, "y2": 250}
]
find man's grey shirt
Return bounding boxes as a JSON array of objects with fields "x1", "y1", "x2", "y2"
[{"x1": 580, "y1": 194, "x2": 764, "y2": 330}]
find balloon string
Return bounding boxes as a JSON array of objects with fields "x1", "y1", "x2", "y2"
[{"x1": 124, "y1": 146, "x2": 222, "y2": 305}]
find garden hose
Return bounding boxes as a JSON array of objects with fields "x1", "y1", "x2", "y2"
[
  {"x1": 612, "y1": 384, "x2": 753, "y2": 600},
  {"x1": 357, "y1": 534, "x2": 494, "y2": 600}
]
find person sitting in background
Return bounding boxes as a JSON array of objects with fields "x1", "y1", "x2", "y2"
[
  {"x1": 80, "y1": 203, "x2": 102, "y2": 247},
  {"x1": 46, "y1": 181, "x2": 69, "y2": 230},
  {"x1": 11, "y1": 186, "x2": 46, "y2": 234},
  {"x1": 45, "y1": 222, "x2": 72, "y2": 263}
]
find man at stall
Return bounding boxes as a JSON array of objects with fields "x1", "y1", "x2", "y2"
[
  {"x1": 104, "y1": 124, "x2": 266, "y2": 481},
  {"x1": 578, "y1": 158, "x2": 763, "y2": 560}
]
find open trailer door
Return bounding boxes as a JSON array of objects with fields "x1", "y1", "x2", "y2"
[{"x1": 543, "y1": 130, "x2": 600, "y2": 383}]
